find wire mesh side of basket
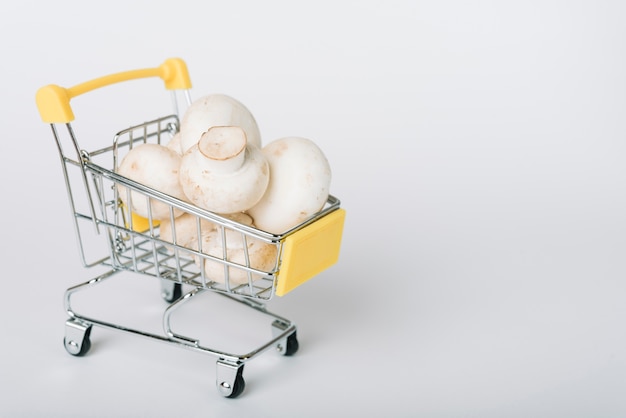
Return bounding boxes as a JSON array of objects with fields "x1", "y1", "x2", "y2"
[
  {"x1": 93, "y1": 116, "x2": 283, "y2": 300},
  {"x1": 53, "y1": 113, "x2": 342, "y2": 301}
]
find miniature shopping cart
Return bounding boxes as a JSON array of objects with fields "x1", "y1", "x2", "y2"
[{"x1": 36, "y1": 58, "x2": 345, "y2": 398}]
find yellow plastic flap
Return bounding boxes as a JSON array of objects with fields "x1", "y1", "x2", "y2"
[
  {"x1": 120, "y1": 204, "x2": 159, "y2": 232},
  {"x1": 276, "y1": 209, "x2": 346, "y2": 296},
  {"x1": 129, "y1": 212, "x2": 159, "y2": 232}
]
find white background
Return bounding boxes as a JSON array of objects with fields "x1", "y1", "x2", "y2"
[{"x1": 2, "y1": 1, "x2": 626, "y2": 416}]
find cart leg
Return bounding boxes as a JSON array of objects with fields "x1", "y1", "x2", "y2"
[
  {"x1": 216, "y1": 361, "x2": 245, "y2": 398},
  {"x1": 272, "y1": 320, "x2": 299, "y2": 356},
  {"x1": 160, "y1": 279, "x2": 182, "y2": 303},
  {"x1": 64, "y1": 318, "x2": 92, "y2": 356}
]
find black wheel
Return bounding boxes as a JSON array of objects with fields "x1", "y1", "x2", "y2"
[
  {"x1": 227, "y1": 374, "x2": 246, "y2": 399},
  {"x1": 64, "y1": 326, "x2": 92, "y2": 357},
  {"x1": 284, "y1": 332, "x2": 299, "y2": 356},
  {"x1": 225, "y1": 371, "x2": 246, "y2": 399},
  {"x1": 162, "y1": 282, "x2": 182, "y2": 303}
]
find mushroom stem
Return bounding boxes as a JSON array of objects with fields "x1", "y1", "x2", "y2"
[{"x1": 198, "y1": 126, "x2": 247, "y2": 173}]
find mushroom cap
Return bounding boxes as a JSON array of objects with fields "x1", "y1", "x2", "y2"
[
  {"x1": 159, "y1": 212, "x2": 216, "y2": 248},
  {"x1": 248, "y1": 137, "x2": 331, "y2": 234},
  {"x1": 160, "y1": 211, "x2": 253, "y2": 248},
  {"x1": 189, "y1": 226, "x2": 277, "y2": 286},
  {"x1": 179, "y1": 94, "x2": 262, "y2": 154},
  {"x1": 165, "y1": 132, "x2": 183, "y2": 156},
  {"x1": 116, "y1": 143, "x2": 187, "y2": 220}
]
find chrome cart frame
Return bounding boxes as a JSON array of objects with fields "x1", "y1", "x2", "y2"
[{"x1": 36, "y1": 58, "x2": 345, "y2": 398}]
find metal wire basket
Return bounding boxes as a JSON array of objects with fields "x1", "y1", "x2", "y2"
[{"x1": 36, "y1": 58, "x2": 345, "y2": 398}]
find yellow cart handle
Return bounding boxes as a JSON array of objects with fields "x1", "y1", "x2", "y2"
[{"x1": 36, "y1": 57, "x2": 191, "y2": 123}]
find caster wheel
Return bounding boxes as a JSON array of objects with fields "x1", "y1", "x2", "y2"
[
  {"x1": 64, "y1": 325, "x2": 92, "y2": 357},
  {"x1": 218, "y1": 364, "x2": 246, "y2": 398},
  {"x1": 225, "y1": 371, "x2": 246, "y2": 399},
  {"x1": 162, "y1": 282, "x2": 182, "y2": 303},
  {"x1": 271, "y1": 320, "x2": 299, "y2": 356},
  {"x1": 284, "y1": 332, "x2": 299, "y2": 356}
]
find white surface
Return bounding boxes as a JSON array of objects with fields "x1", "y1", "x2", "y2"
[{"x1": 2, "y1": 1, "x2": 626, "y2": 416}]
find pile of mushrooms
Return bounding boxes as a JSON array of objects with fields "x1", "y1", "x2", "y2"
[{"x1": 116, "y1": 93, "x2": 332, "y2": 284}]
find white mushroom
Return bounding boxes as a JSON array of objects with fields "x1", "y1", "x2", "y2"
[
  {"x1": 179, "y1": 94, "x2": 262, "y2": 154},
  {"x1": 159, "y1": 212, "x2": 216, "y2": 249},
  {"x1": 116, "y1": 143, "x2": 187, "y2": 220},
  {"x1": 247, "y1": 137, "x2": 331, "y2": 234},
  {"x1": 159, "y1": 211, "x2": 253, "y2": 249},
  {"x1": 222, "y1": 211, "x2": 254, "y2": 226},
  {"x1": 179, "y1": 126, "x2": 269, "y2": 214},
  {"x1": 165, "y1": 132, "x2": 183, "y2": 156},
  {"x1": 190, "y1": 226, "x2": 278, "y2": 286}
]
